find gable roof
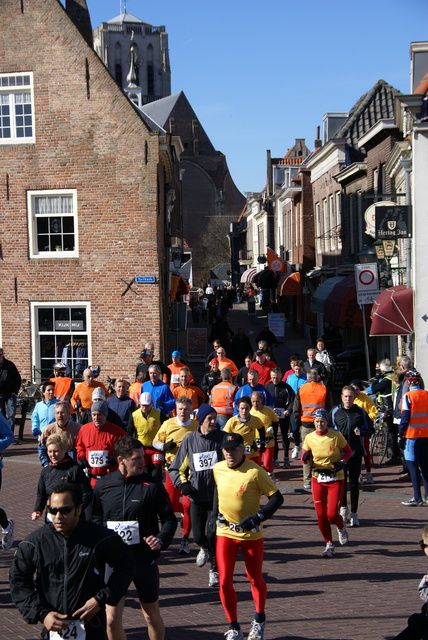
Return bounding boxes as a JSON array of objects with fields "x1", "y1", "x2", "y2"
[
  {"x1": 335, "y1": 79, "x2": 401, "y2": 147},
  {"x1": 106, "y1": 12, "x2": 150, "y2": 25},
  {"x1": 140, "y1": 92, "x2": 183, "y2": 128}
]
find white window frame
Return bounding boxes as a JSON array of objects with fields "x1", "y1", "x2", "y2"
[
  {"x1": 315, "y1": 202, "x2": 321, "y2": 257},
  {"x1": 329, "y1": 194, "x2": 335, "y2": 251},
  {"x1": 27, "y1": 189, "x2": 79, "y2": 259},
  {"x1": 0, "y1": 72, "x2": 35, "y2": 144},
  {"x1": 31, "y1": 301, "x2": 91, "y2": 383}
]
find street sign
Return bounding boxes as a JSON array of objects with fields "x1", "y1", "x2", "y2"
[
  {"x1": 354, "y1": 263, "x2": 380, "y2": 305},
  {"x1": 135, "y1": 276, "x2": 156, "y2": 284},
  {"x1": 375, "y1": 204, "x2": 412, "y2": 239}
]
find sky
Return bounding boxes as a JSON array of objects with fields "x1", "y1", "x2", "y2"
[{"x1": 86, "y1": 0, "x2": 428, "y2": 195}]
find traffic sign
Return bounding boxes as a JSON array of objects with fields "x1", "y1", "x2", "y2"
[
  {"x1": 135, "y1": 276, "x2": 156, "y2": 284},
  {"x1": 354, "y1": 263, "x2": 380, "y2": 305}
]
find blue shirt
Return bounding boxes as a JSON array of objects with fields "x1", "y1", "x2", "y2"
[
  {"x1": 106, "y1": 395, "x2": 137, "y2": 429},
  {"x1": 0, "y1": 412, "x2": 14, "y2": 469},
  {"x1": 142, "y1": 380, "x2": 175, "y2": 413},
  {"x1": 31, "y1": 399, "x2": 58, "y2": 436},
  {"x1": 233, "y1": 383, "x2": 274, "y2": 415},
  {"x1": 285, "y1": 373, "x2": 307, "y2": 394}
]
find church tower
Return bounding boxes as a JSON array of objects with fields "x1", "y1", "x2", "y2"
[{"x1": 93, "y1": 10, "x2": 171, "y2": 106}]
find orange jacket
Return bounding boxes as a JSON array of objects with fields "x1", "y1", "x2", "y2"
[
  {"x1": 71, "y1": 381, "x2": 110, "y2": 410},
  {"x1": 211, "y1": 381, "x2": 238, "y2": 415},
  {"x1": 167, "y1": 362, "x2": 194, "y2": 390},
  {"x1": 128, "y1": 382, "x2": 143, "y2": 406},
  {"x1": 217, "y1": 357, "x2": 238, "y2": 378},
  {"x1": 172, "y1": 385, "x2": 206, "y2": 411},
  {"x1": 404, "y1": 389, "x2": 428, "y2": 438},
  {"x1": 297, "y1": 382, "x2": 327, "y2": 423}
]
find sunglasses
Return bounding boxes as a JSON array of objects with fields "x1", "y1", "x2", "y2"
[
  {"x1": 48, "y1": 505, "x2": 75, "y2": 516},
  {"x1": 419, "y1": 540, "x2": 428, "y2": 551}
]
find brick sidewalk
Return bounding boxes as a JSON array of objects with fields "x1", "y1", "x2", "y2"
[
  {"x1": 1, "y1": 305, "x2": 424, "y2": 640},
  {"x1": 0, "y1": 424, "x2": 425, "y2": 640}
]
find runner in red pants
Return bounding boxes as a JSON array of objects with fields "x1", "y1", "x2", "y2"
[
  {"x1": 212, "y1": 432, "x2": 283, "y2": 640},
  {"x1": 301, "y1": 409, "x2": 353, "y2": 558}
]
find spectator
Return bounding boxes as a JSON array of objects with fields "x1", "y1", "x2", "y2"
[{"x1": 0, "y1": 347, "x2": 21, "y2": 432}]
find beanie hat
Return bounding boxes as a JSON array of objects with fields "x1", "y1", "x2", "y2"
[
  {"x1": 197, "y1": 403, "x2": 217, "y2": 425},
  {"x1": 92, "y1": 387, "x2": 106, "y2": 401},
  {"x1": 91, "y1": 401, "x2": 108, "y2": 416}
]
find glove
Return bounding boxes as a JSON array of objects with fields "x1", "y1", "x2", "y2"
[
  {"x1": 302, "y1": 451, "x2": 311, "y2": 462},
  {"x1": 32, "y1": 428, "x2": 41, "y2": 437},
  {"x1": 398, "y1": 436, "x2": 406, "y2": 451},
  {"x1": 238, "y1": 513, "x2": 262, "y2": 531},
  {"x1": 266, "y1": 426, "x2": 274, "y2": 436},
  {"x1": 78, "y1": 456, "x2": 88, "y2": 469},
  {"x1": 375, "y1": 371, "x2": 382, "y2": 380},
  {"x1": 164, "y1": 440, "x2": 176, "y2": 451},
  {"x1": 180, "y1": 482, "x2": 193, "y2": 496},
  {"x1": 258, "y1": 442, "x2": 266, "y2": 454},
  {"x1": 332, "y1": 461, "x2": 343, "y2": 472}
]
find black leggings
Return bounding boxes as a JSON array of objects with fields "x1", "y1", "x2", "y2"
[
  {"x1": 273, "y1": 418, "x2": 291, "y2": 459},
  {"x1": 341, "y1": 454, "x2": 363, "y2": 514},
  {"x1": 190, "y1": 500, "x2": 216, "y2": 570}
]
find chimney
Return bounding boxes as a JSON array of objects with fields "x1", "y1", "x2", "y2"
[
  {"x1": 66, "y1": 0, "x2": 93, "y2": 48},
  {"x1": 314, "y1": 126, "x2": 322, "y2": 149}
]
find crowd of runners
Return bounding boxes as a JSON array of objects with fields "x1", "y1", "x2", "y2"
[{"x1": 1, "y1": 326, "x2": 428, "y2": 640}]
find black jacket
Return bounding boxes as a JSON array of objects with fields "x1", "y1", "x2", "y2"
[
  {"x1": 9, "y1": 519, "x2": 133, "y2": 624},
  {"x1": 265, "y1": 381, "x2": 295, "y2": 414},
  {"x1": 0, "y1": 357, "x2": 21, "y2": 394},
  {"x1": 329, "y1": 404, "x2": 372, "y2": 455},
  {"x1": 200, "y1": 370, "x2": 221, "y2": 395},
  {"x1": 92, "y1": 470, "x2": 177, "y2": 563},
  {"x1": 34, "y1": 455, "x2": 92, "y2": 514}
]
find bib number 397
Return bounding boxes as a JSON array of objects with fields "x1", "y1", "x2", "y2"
[{"x1": 50, "y1": 620, "x2": 85, "y2": 639}]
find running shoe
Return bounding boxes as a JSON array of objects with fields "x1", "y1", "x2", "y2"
[
  {"x1": 291, "y1": 445, "x2": 301, "y2": 459},
  {"x1": 273, "y1": 459, "x2": 279, "y2": 468},
  {"x1": 401, "y1": 498, "x2": 424, "y2": 506},
  {"x1": 247, "y1": 620, "x2": 266, "y2": 640},
  {"x1": 196, "y1": 547, "x2": 210, "y2": 567},
  {"x1": 178, "y1": 538, "x2": 190, "y2": 554},
  {"x1": 339, "y1": 506, "x2": 349, "y2": 522},
  {"x1": 224, "y1": 629, "x2": 243, "y2": 640},
  {"x1": 1, "y1": 519, "x2": 14, "y2": 550},
  {"x1": 337, "y1": 523, "x2": 348, "y2": 545},
  {"x1": 283, "y1": 457, "x2": 291, "y2": 469},
  {"x1": 269, "y1": 472, "x2": 276, "y2": 484},
  {"x1": 349, "y1": 512, "x2": 360, "y2": 526},
  {"x1": 322, "y1": 542, "x2": 335, "y2": 558},
  {"x1": 365, "y1": 472, "x2": 374, "y2": 484},
  {"x1": 303, "y1": 483, "x2": 311, "y2": 490},
  {"x1": 208, "y1": 569, "x2": 219, "y2": 588}
]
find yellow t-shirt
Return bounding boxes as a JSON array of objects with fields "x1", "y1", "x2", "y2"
[
  {"x1": 213, "y1": 458, "x2": 278, "y2": 540},
  {"x1": 250, "y1": 405, "x2": 279, "y2": 448},
  {"x1": 131, "y1": 407, "x2": 162, "y2": 447},
  {"x1": 154, "y1": 417, "x2": 198, "y2": 463},
  {"x1": 223, "y1": 415, "x2": 263, "y2": 459},
  {"x1": 302, "y1": 428, "x2": 348, "y2": 481},
  {"x1": 354, "y1": 392, "x2": 378, "y2": 421}
]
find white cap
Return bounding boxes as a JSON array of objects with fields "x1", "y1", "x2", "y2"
[{"x1": 139, "y1": 392, "x2": 152, "y2": 406}]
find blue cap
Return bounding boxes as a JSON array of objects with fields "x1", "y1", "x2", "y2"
[
  {"x1": 313, "y1": 409, "x2": 329, "y2": 419},
  {"x1": 172, "y1": 350, "x2": 181, "y2": 357}
]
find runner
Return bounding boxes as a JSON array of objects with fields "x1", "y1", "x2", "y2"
[
  {"x1": 224, "y1": 396, "x2": 265, "y2": 462},
  {"x1": 169, "y1": 404, "x2": 223, "y2": 587},
  {"x1": 250, "y1": 391, "x2": 279, "y2": 481},
  {"x1": 213, "y1": 432, "x2": 283, "y2": 640},
  {"x1": 152, "y1": 396, "x2": 198, "y2": 554},
  {"x1": 93, "y1": 436, "x2": 177, "y2": 640},
  {"x1": 301, "y1": 409, "x2": 352, "y2": 557},
  {"x1": 127, "y1": 392, "x2": 165, "y2": 481}
]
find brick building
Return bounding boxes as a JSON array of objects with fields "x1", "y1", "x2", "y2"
[{"x1": 0, "y1": 0, "x2": 175, "y2": 382}]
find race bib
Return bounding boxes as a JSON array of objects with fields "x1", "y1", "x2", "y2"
[
  {"x1": 50, "y1": 620, "x2": 85, "y2": 639},
  {"x1": 317, "y1": 473, "x2": 338, "y2": 483},
  {"x1": 88, "y1": 450, "x2": 109, "y2": 467},
  {"x1": 274, "y1": 408, "x2": 285, "y2": 418},
  {"x1": 153, "y1": 453, "x2": 164, "y2": 463},
  {"x1": 244, "y1": 445, "x2": 252, "y2": 455},
  {"x1": 107, "y1": 520, "x2": 140, "y2": 545},
  {"x1": 171, "y1": 374, "x2": 180, "y2": 384},
  {"x1": 228, "y1": 522, "x2": 243, "y2": 533},
  {"x1": 193, "y1": 450, "x2": 218, "y2": 471}
]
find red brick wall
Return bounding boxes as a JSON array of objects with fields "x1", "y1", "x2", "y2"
[{"x1": 0, "y1": 0, "x2": 165, "y2": 381}]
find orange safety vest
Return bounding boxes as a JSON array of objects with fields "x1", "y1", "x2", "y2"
[
  {"x1": 49, "y1": 377, "x2": 73, "y2": 402},
  {"x1": 404, "y1": 389, "x2": 428, "y2": 439},
  {"x1": 211, "y1": 382, "x2": 237, "y2": 415},
  {"x1": 298, "y1": 382, "x2": 327, "y2": 423},
  {"x1": 128, "y1": 382, "x2": 143, "y2": 406}
]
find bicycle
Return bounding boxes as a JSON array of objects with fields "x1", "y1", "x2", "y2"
[
  {"x1": 370, "y1": 409, "x2": 394, "y2": 467},
  {"x1": 15, "y1": 379, "x2": 43, "y2": 443}
]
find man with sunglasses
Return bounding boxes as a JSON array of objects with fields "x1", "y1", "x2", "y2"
[{"x1": 10, "y1": 482, "x2": 134, "y2": 639}]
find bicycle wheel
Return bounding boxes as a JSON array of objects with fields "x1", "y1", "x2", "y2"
[{"x1": 370, "y1": 428, "x2": 387, "y2": 467}]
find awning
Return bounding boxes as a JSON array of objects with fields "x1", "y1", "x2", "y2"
[
  {"x1": 278, "y1": 272, "x2": 301, "y2": 296},
  {"x1": 253, "y1": 268, "x2": 279, "y2": 289},
  {"x1": 370, "y1": 285, "x2": 414, "y2": 336},
  {"x1": 170, "y1": 274, "x2": 189, "y2": 302},
  {"x1": 323, "y1": 274, "x2": 367, "y2": 328},
  {"x1": 240, "y1": 267, "x2": 257, "y2": 284},
  {"x1": 311, "y1": 276, "x2": 346, "y2": 315}
]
